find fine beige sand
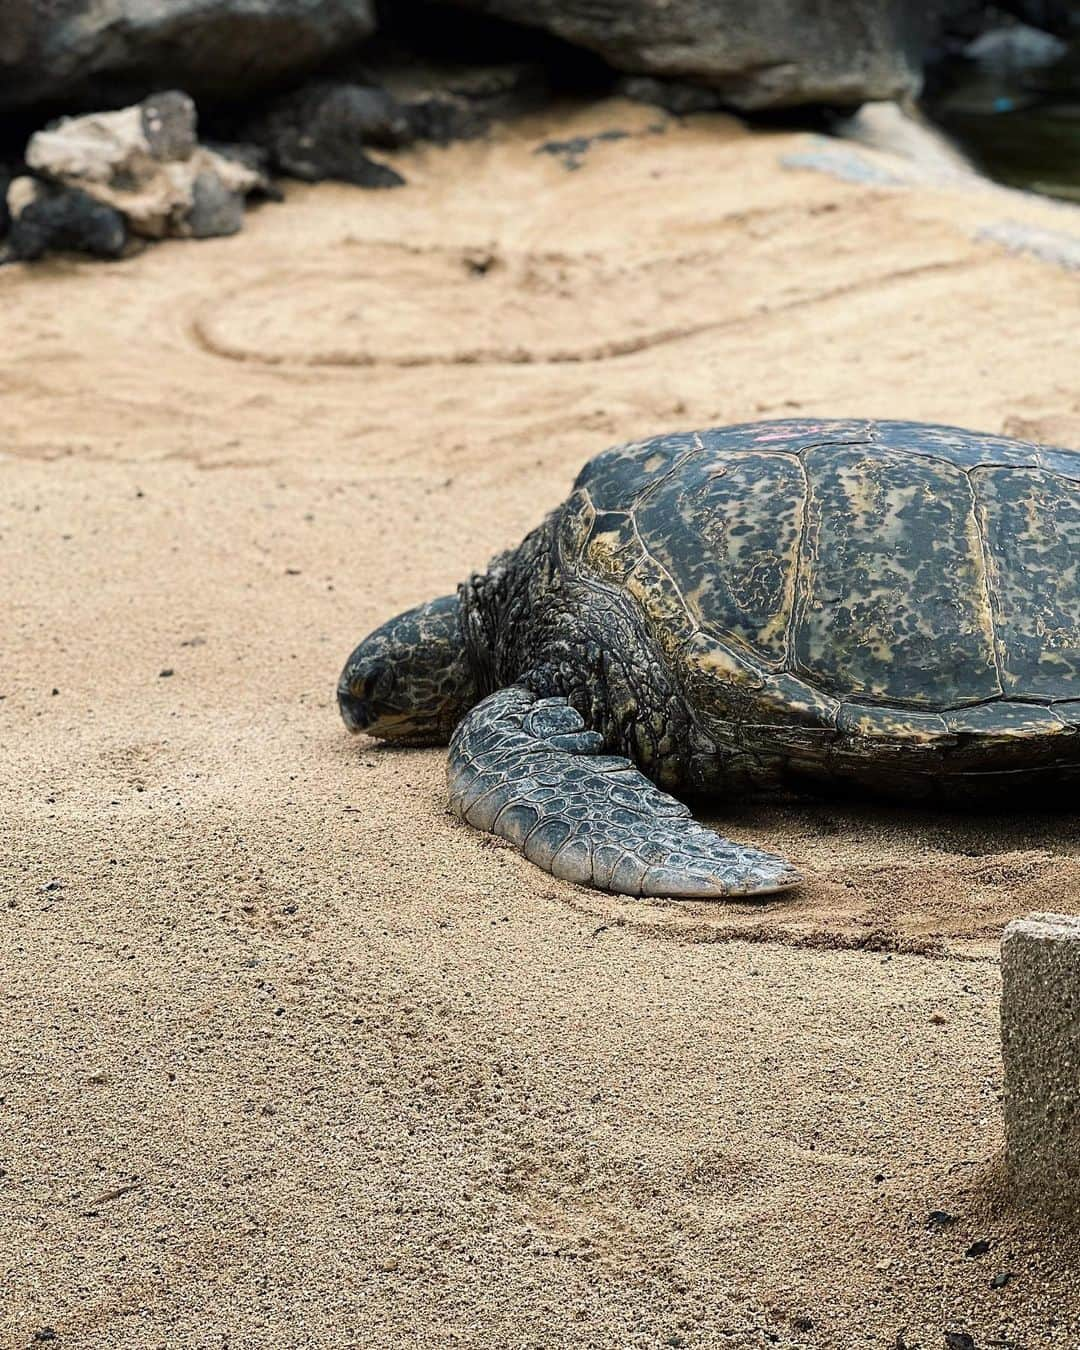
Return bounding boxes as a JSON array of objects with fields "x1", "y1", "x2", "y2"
[{"x1": 3, "y1": 100, "x2": 1080, "y2": 1348}]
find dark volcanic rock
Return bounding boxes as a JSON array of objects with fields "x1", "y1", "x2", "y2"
[
  {"x1": 247, "y1": 49, "x2": 552, "y2": 183},
  {"x1": 992, "y1": 1, "x2": 1080, "y2": 37},
  {"x1": 938, "y1": 2, "x2": 1080, "y2": 48},
  {"x1": 0, "y1": 167, "x2": 10, "y2": 240},
  {"x1": 365, "y1": 0, "x2": 610, "y2": 135},
  {"x1": 269, "y1": 81, "x2": 412, "y2": 151},
  {"x1": 616, "y1": 75, "x2": 727, "y2": 116},
  {"x1": 205, "y1": 142, "x2": 283, "y2": 201},
  {"x1": 535, "y1": 128, "x2": 631, "y2": 169},
  {"x1": 362, "y1": 45, "x2": 557, "y2": 143},
  {"x1": 446, "y1": 0, "x2": 942, "y2": 109},
  {"x1": 8, "y1": 184, "x2": 127, "y2": 261},
  {"x1": 0, "y1": 0, "x2": 377, "y2": 110},
  {"x1": 248, "y1": 81, "x2": 408, "y2": 186}
]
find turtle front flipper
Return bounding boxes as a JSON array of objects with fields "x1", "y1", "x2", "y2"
[{"x1": 448, "y1": 687, "x2": 801, "y2": 899}]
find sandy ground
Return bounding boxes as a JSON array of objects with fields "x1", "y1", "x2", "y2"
[{"x1": 3, "y1": 99, "x2": 1080, "y2": 1348}]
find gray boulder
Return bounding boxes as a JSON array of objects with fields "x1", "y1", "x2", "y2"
[
  {"x1": 0, "y1": 0, "x2": 376, "y2": 110},
  {"x1": 965, "y1": 23, "x2": 1069, "y2": 74},
  {"x1": 446, "y1": 0, "x2": 942, "y2": 109},
  {"x1": 188, "y1": 171, "x2": 246, "y2": 238}
]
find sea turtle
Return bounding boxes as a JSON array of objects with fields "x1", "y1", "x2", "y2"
[{"x1": 338, "y1": 419, "x2": 1080, "y2": 898}]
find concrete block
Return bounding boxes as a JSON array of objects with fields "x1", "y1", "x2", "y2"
[{"x1": 1001, "y1": 912, "x2": 1080, "y2": 1208}]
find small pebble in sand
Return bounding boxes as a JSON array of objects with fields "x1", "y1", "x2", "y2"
[
  {"x1": 463, "y1": 249, "x2": 497, "y2": 276},
  {"x1": 991, "y1": 1271, "x2": 1015, "y2": 1289},
  {"x1": 159, "y1": 668, "x2": 174, "y2": 677},
  {"x1": 965, "y1": 1239, "x2": 992, "y2": 1258}
]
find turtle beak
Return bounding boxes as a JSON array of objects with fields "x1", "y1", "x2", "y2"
[{"x1": 337, "y1": 679, "x2": 370, "y2": 733}]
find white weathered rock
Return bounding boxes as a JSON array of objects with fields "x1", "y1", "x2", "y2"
[
  {"x1": 1001, "y1": 912, "x2": 1080, "y2": 1209},
  {"x1": 24, "y1": 93, "x2": 263, "y2": 240},
  {"x1": 26, "y1": 106, "x2": 150, "y2": 183},
  {"x1": 6, "y1": 175, "x2": 39, "y2": 219}
]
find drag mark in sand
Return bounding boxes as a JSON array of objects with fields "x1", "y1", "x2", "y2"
[
  {"x1": 188, "y1": 240, "x2": 980, "y2": 371},
  {"x1": 540, "y1": 837, "x2": 1077, "y2": 962}
]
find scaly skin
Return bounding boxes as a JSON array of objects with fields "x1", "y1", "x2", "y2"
[
  {"x1": 459, "y1": 516, "x2": 719, "y2": 792},
  {"x1": 447, "y1": 687, "x2": 800, "y2": 898},
  {"x1": 339, "y1": 594, "x2": 478, "y2": 744}
]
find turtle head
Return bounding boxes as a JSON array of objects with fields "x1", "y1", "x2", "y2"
[{"x1": 337, "y1": 593, "x2": 479, "y2": 745}]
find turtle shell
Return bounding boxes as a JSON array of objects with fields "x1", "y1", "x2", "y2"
[{"x1": 565, "y1": 419, "x2": 1080, "y2": 766}]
